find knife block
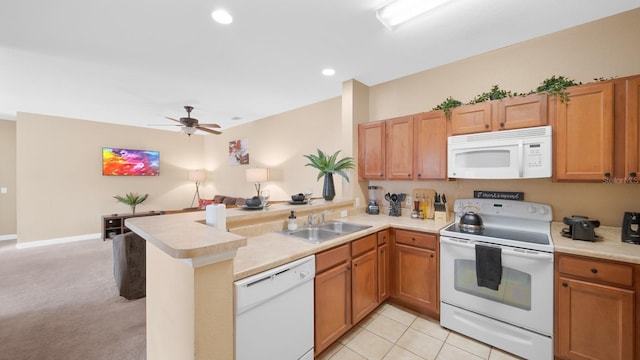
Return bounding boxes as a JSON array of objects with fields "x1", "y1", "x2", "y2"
[{"x1": 434, "y1": 204, "x2": 449, "y2": 223}]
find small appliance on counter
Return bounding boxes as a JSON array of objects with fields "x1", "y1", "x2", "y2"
[
  {"x1": 561, "y1": 215, "x2": 601, "y2": 241},
  {"x1": 366, "y1": 186, "x2": 380, "y2": 215},
  {"x1": 622, "y1": 211, "x2": 640, "y2": 245}
]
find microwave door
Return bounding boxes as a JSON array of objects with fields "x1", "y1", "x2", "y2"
[{"x1": 449, "y1": 144, "x2": 520, "y2": 179}]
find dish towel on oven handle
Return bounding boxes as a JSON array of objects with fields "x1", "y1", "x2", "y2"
[{"x1": 475, "y1": 244, "x2": 502, "y2": 290}]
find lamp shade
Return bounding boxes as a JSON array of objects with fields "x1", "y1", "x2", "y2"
[
  {"x1": 188, "y1": 169, "x2": 207, "y2": 182},
  {"x1": 245, "y1": 168, "x2": 269, "y2": 183}
]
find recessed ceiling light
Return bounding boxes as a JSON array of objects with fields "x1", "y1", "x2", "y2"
[
  {"x1": 322, "y1": 68, "x2": 336, "y2": 76},
  {"x1": 211, "y1": 9, "x2": 233, "y2": 25}
]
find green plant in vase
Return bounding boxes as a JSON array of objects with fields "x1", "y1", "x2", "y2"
[
  {"x1": 114, "y1": 192, "x2": 148, "y2": 214},
  {"x1": 303, "y1": 149, "x2": 355, "y2": 201}
]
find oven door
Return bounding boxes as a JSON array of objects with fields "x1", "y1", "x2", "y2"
[{"x1": 440, "y1": 236, "x2": 553, "y2": 335}]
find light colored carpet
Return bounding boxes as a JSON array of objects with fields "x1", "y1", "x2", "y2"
[{"x1": 0, "y1": 238, "x2": 146, "y2": 360}]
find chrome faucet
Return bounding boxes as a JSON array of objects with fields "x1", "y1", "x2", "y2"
[
  {"x1": 320, "y1": 210, "x2": 335, "y2": 225},
  {"x1": 306, "y1": 213, "x2": 316, "y2": 228}
]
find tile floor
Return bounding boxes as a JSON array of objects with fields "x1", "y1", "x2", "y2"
[{"x1": 316, "y1": 303, "x2": 525, "y2": 360}]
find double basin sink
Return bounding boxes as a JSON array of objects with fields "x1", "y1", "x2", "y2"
[{"x1": 280, "y1": 221, "x2": 372, "y2": 244}]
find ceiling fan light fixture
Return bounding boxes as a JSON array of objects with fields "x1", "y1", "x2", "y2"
[
  {"x1": 376, "y1": 0, "x2": 450, "y2": 30},
  {"x1": 182, "y1": 127, "x2": 197, "y2": 136},
  {"x1": 211, "y1": 9, "x2": 233, "y2": 25}
]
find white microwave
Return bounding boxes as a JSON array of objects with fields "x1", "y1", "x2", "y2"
[{"x1": 447, "y1": 125, "x2": 552, "y2": 179}]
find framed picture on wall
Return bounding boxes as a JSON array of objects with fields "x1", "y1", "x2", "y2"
[{"x1": 229, "y1": 138, "x2": 249, "y2": 165}]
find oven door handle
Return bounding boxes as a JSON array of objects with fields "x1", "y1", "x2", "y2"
[{"x1": 440, "y1": 237, "x2": 553, "y2": 261}]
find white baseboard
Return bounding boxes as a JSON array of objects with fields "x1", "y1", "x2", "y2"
[
  {"x1": 0, "y1": 234, "x2": 17, "y2": 241},
  {"x1": 15, "y1": 233, "x2": 102, "y2": 249}
]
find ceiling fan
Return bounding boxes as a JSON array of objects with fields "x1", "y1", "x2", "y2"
[{"x1": 164, "y1": 106, "x2": 222, "y2": 136}]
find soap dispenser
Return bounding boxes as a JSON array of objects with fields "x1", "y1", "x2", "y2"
[{"x1": 288, "y1": 211, "x2": 298, "y2": 231}]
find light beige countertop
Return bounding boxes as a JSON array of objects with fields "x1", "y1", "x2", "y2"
[
  {"x1": 551, "y1": 222, "x2": 640, "y2": 264},
  {"x1": 233, "y1": 213, "x2": 451, "y2": 280}
]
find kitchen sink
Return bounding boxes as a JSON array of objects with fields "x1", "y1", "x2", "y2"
[
  {"x1": 279, "y1": 221, "x2": 372, "y2": 244},
  {"x1": 318, "y1": 221, "x2": 371, "y2": 234}
]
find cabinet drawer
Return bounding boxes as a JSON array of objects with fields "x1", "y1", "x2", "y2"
[
  {"x1": 395, "y1": 230, "x2": 437, "y2": 250},
  {"x1": 558, "y1": 255, "x2": 634, "y2": 287},
  {"x1": 377, "y1": 229, "x2": 389, "y2": 245},
  {"x1": 316, "y1": 243, "x2": 350, "y2": 273},
  {"x1": 352, "y1": 234, "x2": 376, "y2": 258}
]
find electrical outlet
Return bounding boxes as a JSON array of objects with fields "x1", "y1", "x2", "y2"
[
  {"x1": 341, "y1": 210, "x2": 347, "y2": 218},
  {"x1": 405, "y1": 195, "x2": 412, "y2": 207},
  {"x1": 0, "y1": 187, "x2": 6, "y2": 194},
  {"x1": 355, "y1": 197, "x2": 360, "y2": 207}
]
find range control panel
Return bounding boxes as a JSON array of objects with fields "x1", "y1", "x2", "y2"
[{"x1": 453, "y1": 198, "x2": 553, "y2": 222}]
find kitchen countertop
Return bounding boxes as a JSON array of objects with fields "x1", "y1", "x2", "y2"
[
  {"x1": 233, "y1": 213, "x2": 450, "y2": 280},
  {"x1": 551, "y1": 222, "x2": 640, "y2": 264}
]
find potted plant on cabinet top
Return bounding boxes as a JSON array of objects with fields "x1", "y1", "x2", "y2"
[
  {"x1": 303, "y1": 149, "x2": 355, "y2": 201},
  {"x1": 114, "y1": 192, "x2": 148, "y2": 215}
]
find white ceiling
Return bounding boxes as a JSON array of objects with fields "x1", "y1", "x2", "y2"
[{"x1": 1, "y1": 0, "x2": 639, "y2": 132}]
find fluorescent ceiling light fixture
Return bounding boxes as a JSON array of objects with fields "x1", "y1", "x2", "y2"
[
  {"x1": 211, "y1": 9, "x2": 233, "y2": 24},
  {"x1": 322, "y1": 68, "x2": 336, "y2": 76},
  {"x1": 376, "y1": 0, "x2": 450, "y2": 30}
]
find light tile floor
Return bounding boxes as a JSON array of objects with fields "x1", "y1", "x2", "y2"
[{"x1": 316, "y1": 303, "x2": 525, "y2": 360}]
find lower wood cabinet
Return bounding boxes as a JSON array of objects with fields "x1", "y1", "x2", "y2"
[
  {"x1": 377, "y1": 230, "x2": 390, "y2": 302},
  {"x1": 315, "y1": 244, "x2": 351, "y2": 356},
  {"x1": 351, "y1": 234, "x2": 378, "y2": 324},
  {"x1": 391, "y1": 229, "x2": 439, "y2": 319},
  {"x1": 555, "y1": 253, "x2": 638, "y2": 360}
]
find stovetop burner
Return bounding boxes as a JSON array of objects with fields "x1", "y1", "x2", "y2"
[
  {"x1": 444, "y1": 223, "x2": 551, "y2": 245},
  {"x1": 440, "y1": 198, "x2": 554, "y2": 253}
]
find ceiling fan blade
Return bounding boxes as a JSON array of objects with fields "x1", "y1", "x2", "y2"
[
  {"x1": 196, "y1": 126, "x2": 222, "y2": 135},
  {"x1": 197, "y1": 123, "x2": 221, "y2": 128},
  {"x1": 165, "y1": 117, "x2": 184, "y2": 124}
]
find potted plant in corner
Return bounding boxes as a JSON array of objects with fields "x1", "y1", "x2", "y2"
[
  {"x1": 303, "y1": 149, "x2": 355, "y2": 201},
  {"x1": 114, "y1": 192, "x2": 148, "y2": 214}
]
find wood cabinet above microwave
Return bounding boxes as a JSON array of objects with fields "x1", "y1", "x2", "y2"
[{"x1": 449, "y1": 93, "x2": 549, "y2": 135}]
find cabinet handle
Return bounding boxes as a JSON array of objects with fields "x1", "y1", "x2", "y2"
[
  {"x1": 411, "y1": 238, "x2": 416, "y2": 241},
  {"x1": 499, "y1": 122, "x2": 505, "y2": 127},
  {"x1": 354, "y1": 263, "x2": 358, "y2": 267},
  {"x1": 407, "y1": 173, "x2": 411, "y2": 177},
  {"x1": 591, "y1": 268, "x2": 598, "y2": 274},
  {"x1": 604, "y1": 172, "x2": 611, "y2": 178},
  {"x1": 380, "y1": 174, "x2": 384, "y2": 177},
  {"x1": 562, "y1": 282, "x2": 568, "y2": 288},
  {"x1": 430, "y1": 254, "x2": 434, "y2": 258},
  {"x1": 485, "y1": 124, "x2": 489, "y2": 129},
  {"x1": 630, "y1": 172, "x2": 637, "y2": 177},
  {"x1": 417, "y1": 174, "x2": 421, "y2": 177}
]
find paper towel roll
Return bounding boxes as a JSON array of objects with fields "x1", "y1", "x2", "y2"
[{"x1": 205, "y1": 203, "x2": 227, "y2": 230}]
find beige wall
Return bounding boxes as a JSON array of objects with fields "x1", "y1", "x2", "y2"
[
  {"x1": 366, "y1": 8, "x2": 640, "y2": 227},
  {"x1": 201, "y1": 97, "x2": 347, "y2": 203},
  {"x1": 0, "y1": 120, "x2": 17, "y2": 237},
  {"x1": 8, "y1": 8, "x2": 640, "y2": 243},
  {"x1": 16, "y1": 112, "x2": 204, "y2": 244}
]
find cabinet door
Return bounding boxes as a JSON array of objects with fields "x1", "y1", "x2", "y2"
[
  {"x1": 624, "y1": 76, "x2": 640, "y2": 180},
  {"x1": 358, "y1": 121, "x2": 386, "y2": 180},
  {"x1": 394, "y1": 243, "x2": 438, "y2": 315},
  {"x1": 352, "y1": 249, "x2": 378, "y2": 324},
  {"x1": 497, "y1": 93, "x2": 548, "y2": 130},
  {"x1": 554, "y1": 82, "x2": 614, "y2": 181},
  {"x1": 449, "y1": 102, "x2": 492, "y2": 135},
  {"x1": 315, "y1": 262, "x2": 351, "y2": 355},
  {"x1": 556, "y1": 277, "x2": 634, "y2": 360},
  {"x1": 386, "y1": 115, "x2": 414, "y2": 179},
  {"x1": 414, "y1": 111, "x2": 447, "y2": 180},
  {"x1": 377, "y1": 242, "x2": 390, "y2": 303}
]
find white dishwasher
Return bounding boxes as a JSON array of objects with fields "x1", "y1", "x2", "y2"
[{"x1": 235, "y1": 255, "x2": 315, "y2": 360}]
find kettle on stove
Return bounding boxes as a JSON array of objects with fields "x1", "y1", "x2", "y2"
[
  {"x1": 622, "y1": 212, "x2": 640, "y2": 245},
  {"x1": 561, "y1": 215, "x2": 600, "y2": 241}
]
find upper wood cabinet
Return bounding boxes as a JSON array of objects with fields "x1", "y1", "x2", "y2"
[
  {"x1": 358, "y1": 111, "x2": 448, "y2": 181},
  {"x1": 496, "y1": 93, "x2": 548, "y2": 130},
  {"x1": 358, "y1": 121, "x2": 386, "y2": 180},
  {"x1": 414, "y1": 111, "x2": 447, "y2": 180},
  {"x1": 449, "y1": 93, "x2": 549, "y2": 135},
  {"x1": 449, "y1": 102, "x2": 492, "y2": 135},
  {"x1": 615, "y1": 75, "x2": 640, "y2": 181},
  {"x1": 386, "y1": 115, "x2": 414, "y2": 179},
  {"x1": 554, "y1": 82, "x2": 614, "y2": 181}
]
